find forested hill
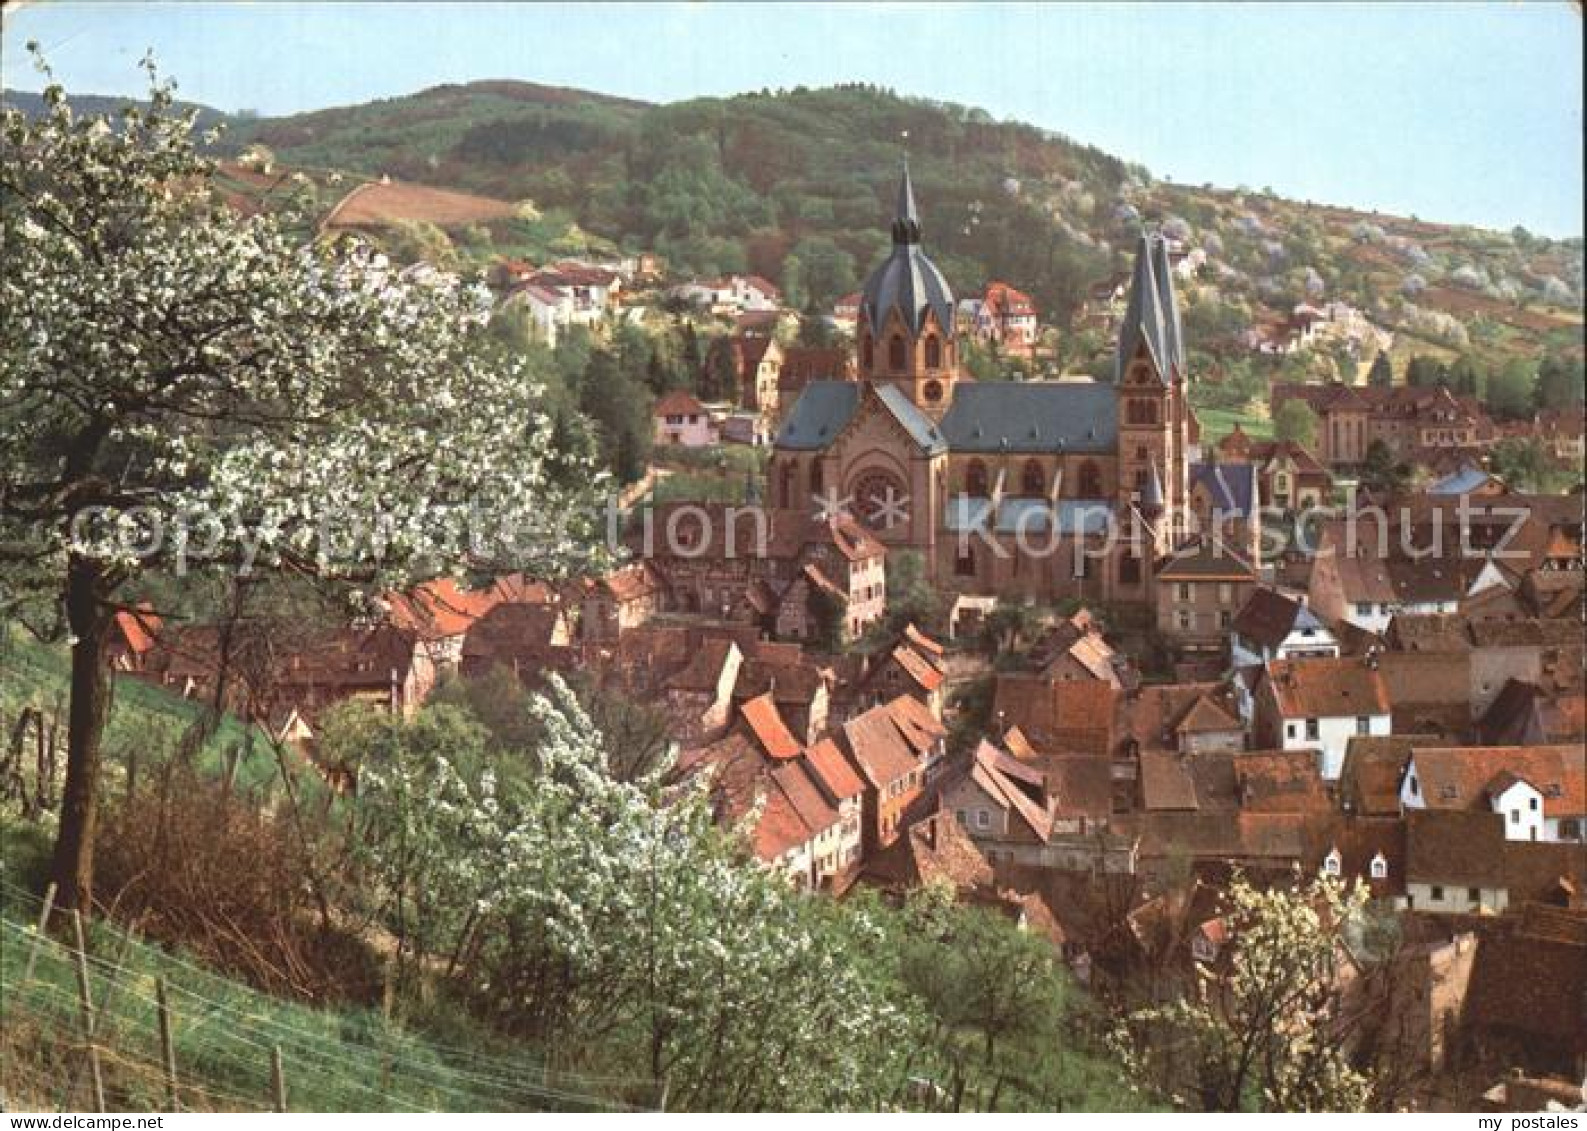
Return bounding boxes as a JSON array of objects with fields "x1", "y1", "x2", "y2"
[
  {"x1": 222, "y1": 81, "x2": 1142, "y2": 321},
  {"x1": 8, "y1": 79, "x2": 1582, "y2": 365}
]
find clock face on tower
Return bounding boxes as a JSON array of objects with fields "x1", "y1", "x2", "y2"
[{"x1": 851, "y1": 469, "x2": 910, "y2": 531}]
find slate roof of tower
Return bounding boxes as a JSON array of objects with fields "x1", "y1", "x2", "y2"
[
  {"x1": 937, "y1": 382, "x2": 1119, "y2": 453},
  {"x1": 1116, "y1": 233, "x2": 1167, "y2": 380},
  {"x1": 1151, "y1": 232, "x2": 1186, "y2": 376},
  {"x1": 1190, "y1": 461, "x2": 1258, "y2": 517},
  {"x1": 860, "y1": 164, "x2": 955, "y2": 336}
]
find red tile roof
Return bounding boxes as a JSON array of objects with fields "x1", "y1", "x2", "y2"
[
  {"x1": 1265, "y1": 656, "x2": 1390, "y2": 718},
  {"x1": 654, "y1": 388, "x2": 706, "y2": 418},
  {"x1": 739, "y1": 693, "x2": 801, "y2": 760},
  {"x1": 112, "y1": 604, "x2": 161, "y2": 655},
  {"x1": 803, "y1": 737, "x2": 865, "y2": 802},
  {"x1": 1409, "y1": 744, "x2": 1586, "y2": 818}
]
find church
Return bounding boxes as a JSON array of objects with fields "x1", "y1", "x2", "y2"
[{"x1": 768, "y1": 165, "x2": 1195, "y2": 605}]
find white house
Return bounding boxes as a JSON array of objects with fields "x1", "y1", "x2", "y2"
[
  {"x1": 1399, "y1": 744, "x2": 1585, "y2": 844},
  {"x1": 1405, "y1": 809, "x2": 1509, "y2": 915},
  {"x1": 1256, "y1": 655, "x2": 1392, "y2": 781},
  {"x1": 1308, "y1": 551, "x2": 1462, "y2": 636},
  {"x1": 1231, "y1": 588, "x2": 1342, "y2": 670},
  {"x1": 653, "y1": 389, "x2": 718, "y2": 448}
]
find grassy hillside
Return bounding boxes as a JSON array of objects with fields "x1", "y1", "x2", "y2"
[{"x1": 0, "y1": 859, "x2": 650, "y2": 1112}]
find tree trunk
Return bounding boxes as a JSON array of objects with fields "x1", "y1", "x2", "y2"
[{"x1": 52, "y1": 554, "x2": 112, "y2": 913}]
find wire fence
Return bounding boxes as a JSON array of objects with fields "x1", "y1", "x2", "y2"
[{"x1": 0, "y1": 879, "x2": 658, "y2": 1113}]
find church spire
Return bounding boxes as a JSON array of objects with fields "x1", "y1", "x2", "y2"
[
  {"x1": 891, "y1": 160, "x2": 921, "y2": 245},
  {"x1": 1115, "y1": 230, "x2": 1171, "y2": 384}
]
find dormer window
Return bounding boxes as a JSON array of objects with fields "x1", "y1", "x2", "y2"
[
  {"x1": 1323, "y1": 849, "x2": 1342, "y2": 876},
  {"x1": 1369, "y1": 852, "x2": 1388, "y2": 879}
]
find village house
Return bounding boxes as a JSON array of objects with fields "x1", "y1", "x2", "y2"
[
  {"x1": 653, "y1": 388, "x2": 718, "y2": 448},
  {"x1": 635, "y1": 503, "x2": 888, "y2": 642},
  {"x1": 1027, "y1": 608, "x2": 1135, "y2": 689},
  {"x1": 1478, "y1": 678, "x2": 1586, "y2": 746},
  {"x1": 1214, "y1": 426, "x2": 1333, "y2": 512},
  {"x1": 1404, "y1": 809, "x2": 1511, "y2": 915},
  {"x1": 839, "y1": 694, "x2": 945, "y2": 852},
  {"x1": 707, "y1": 334, "x2": 785, "y2": 436},
  {"x1": 1399, "y1": 744, "x2": 1586, "y2": 843},
  {"x1": 1253, "y1": 655, "x2": 1391, "y2": 780},
  {"x1": 679, "y1": 718, "x2": 852, "y2": 890},
  {"x1": 732, "y1": 647, "x2": 832, "y2": 745},
  {"x1": 1271, "y1": 382, "x2": 1491, "y2": 470},
  {"x1": 106, "y1": 605, "x2": 162, "y2": 673},
  {"x1": 669, "y1": 273, "x2": 782, "y2": 316},
  {"x1": 1153, "y1": 539, "x2": 1259, "y2": 654},
  {"x1": 844, "y1": 628, "x2": 947, "y2": 720},
  {"x1": 577, "y1": 562, "x2": 665, "y2": 644},
  {"x1": 941, "y1": 740, "x2": 1057, "y2": 865},
  {"x1": 1230, "y1": 587, "x2": 1341, "y2": 671},
  {"x1": 958, "y1": 281, "x2": 1041, "y2": 359}
]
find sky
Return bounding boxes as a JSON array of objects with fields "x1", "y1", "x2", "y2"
[{"x1": 4, "y1": 1, "x2": 1582, "y2": 237}]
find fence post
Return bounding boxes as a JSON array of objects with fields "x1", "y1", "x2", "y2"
[
  {"x1": 270, "y1": 1045, "x2": 288, "y2": 1113},
  {"x1": 20, "y1": 881, "x2": 56, "y2": 987},
  {"x1": 156, "y1": 977, "x2": 179, "y2": 1112},
  {"x1": 70, "y1": 909, "x2": 107, "y2": 1113}
]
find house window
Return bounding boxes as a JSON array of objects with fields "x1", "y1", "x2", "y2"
[
  {"x1": 1287, "y1": 723, "x2": 1298, "y2": 739},
  {"x1": 1467, "y1": 888, "x2": 1480, "y2": 905},
  {"x1": 1528, "y1": 797, "x2": 1539, "y2": 811},
  {"x1": 976, "y1": 809, "x2": 990, "y2": 829},
  {"x1": 1409, "y1": 776, "x2": 1419, "y2": 798},
  {"x1": 1355, "y1": 716, "x2": 1370, "y2": 736},
  {"x1": 1510, "y1": 810, "x2": 1519, "y2": 824},
  {"x1": 1431, "y1": 885, "x2": 1444, "y2": 901},
  {"x1": 1176, "y1": 582, "x2": 1192, "y2": 602},
  {"x1": 1176, "y1": 611, "x2": 1193, "y2": 630},
  {"x1": 1355, "y1": 602, "x2": 1372, "y2": 617},
  {"x1": 955, "y1": 809, "x2": 966, "y2": 825},
  {"x1": 1218, "y1": 582, "x2": 1233, "y2": 604},
  {"x1": 1218, "y1": 611, "x2": 1232, "y2": 629},
  {"x1": 1305, "y1": 718, "x2": 1319, "y2": 741}
]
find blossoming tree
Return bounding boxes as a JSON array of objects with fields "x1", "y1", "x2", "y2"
[{"x1": 0, "y1": 52, "x2": 605, "y2": 912}]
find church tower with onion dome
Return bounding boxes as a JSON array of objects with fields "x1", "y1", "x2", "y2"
[{"x1": 855, "y1": 162, "x2": 960, "y2": 419}]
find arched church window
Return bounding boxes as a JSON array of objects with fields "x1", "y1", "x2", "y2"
[
  {"x1": 1021, "y1": 459, "x2": 1044, "y2": 496},
  {"x1": 966, "y1": 460, "x2": 990, "y2": 497},
  {"x1": 861, "y1": 334, "x2": 874, "y2": 372},
  {"x1": 810, "y1": 459, "x2": 824, "y2": 498},
  {"x1": 924, "y1": 334, "x2": 941, "y2": 369},
  {"x1": 889, "y1": 334, "x2": 907, "y2": 372},
  {"x1": 1078, "y1": 460, "x2": 1102, "y2": 498}
]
